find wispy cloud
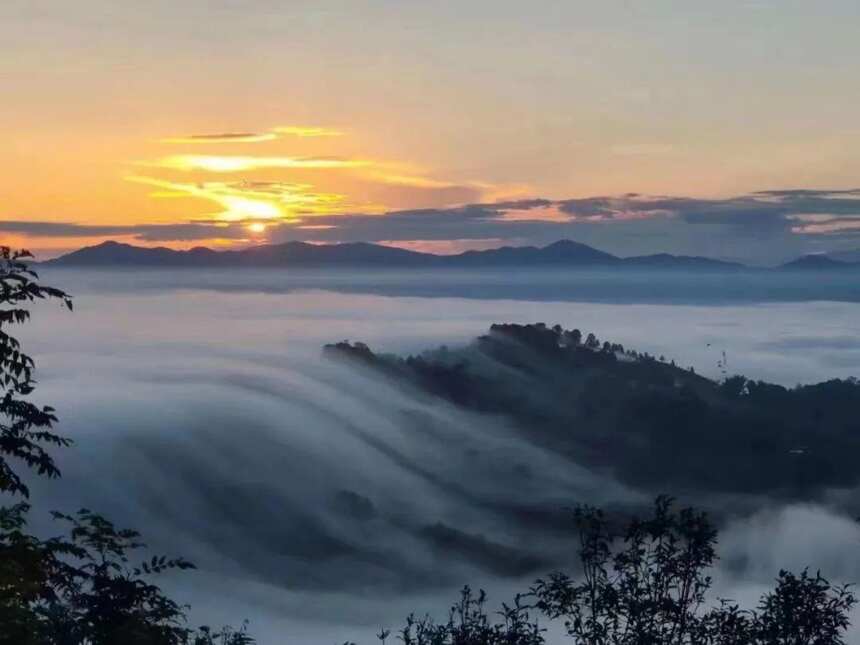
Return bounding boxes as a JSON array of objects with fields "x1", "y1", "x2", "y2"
[
  {"x1": 160, "y1": 132, "x2": 278, "y2": 144},
  {"x1": 126, "y1": 175, "x2": 349, "y2": 222},
  {"x1": 789, "y1": 217, "x2": 860, "y2": 235},
  {"x1": 133, "y1": 126, "x2": 505, "y2": 225},
  {"x1": 149, "y1": 155, "x2": 370, "y2": 173},
  {"x1": 0, "y1": 220, "x2": 256, "y2": 241},
  {"x1": 361, "y1": 171, "x2": 465, "y2": 190},
  {"x1": 272, "y1": 126, "x2": 343, "y2": 138},
  {"x1": 161, "y1": 125, "x2": 343, "y2": 144},
  {"x1": 9, "y1": 188, "x2": 860, "y2": 262}
]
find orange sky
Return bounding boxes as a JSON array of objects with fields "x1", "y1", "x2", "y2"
[{"x1": 3, "y1": 2, "x2": 860, "y2": 257}]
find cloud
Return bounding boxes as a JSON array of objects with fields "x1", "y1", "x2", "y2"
[
  {"x1": 359, "y1": 170, "x2": 471, "y2": 190},
  {"x1": 719, "y1": 504, "x2": 860, "y2": 583},
  {"x1": 0, "y1": 220, "x2": 266, "y2": 242},
  {"x1": 161, "y1": 132, "x2": 278, "y2": 144},
  {"x1": 10, "y1": 188, "x2": 860, "y2": 263},
  {"x1": 417, "y1": 522, "x2": 548, "y2": 577},
  {"x1": 149, "y1": 155, "x2": 369, "y2": 173},
  {"x1": 0, "y1": 221, "x2": 142, "y2": 238},
  {"x1": 161, "y1": 126, "x2": 343, "y2": 144},
  {"x1": 754, "y1": 189, "x2": 860, "y2": 198},
  {"x1": 790, "y1": 217, "x2": 860, "y2": 235},
  {"x1": 127, "y1": 175, "x2": 348, "y2": 221},
  {"x1": 135, "y1": 126, "x2": 502, "y2": 219},
  {"x1": 273, "y1": 126, "x2": 343, "y2": 138},
  {"x1": 21, "y1": 280, "x2": 860, "y2": 641}
]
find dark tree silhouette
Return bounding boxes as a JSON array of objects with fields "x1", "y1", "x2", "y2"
[
  {"x1": 1, "y1": 503, "x2": 197, "y2": 645},
  {"x1": 533, "y1": 497, "x2": 718, "y2": 644},
  {"x1": 0, "y1": 247, "x2": 72, "y2": 497},
  {"x1": 532, "y1": 497, "x2": 856, "y2": 645},
  {"x1": 755, "y1": 569, "x2": 855, "y2": 645},
  {"x1": 366, "y1": 499, "x2": 855, "y2": 645},
  {"x1": 395, "y1": 586, "x2": 544, "y2": 645}
]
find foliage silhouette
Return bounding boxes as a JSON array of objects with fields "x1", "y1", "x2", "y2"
[
  {"x1": 0, "y1": 247, "x2": 72, "y2": 497},
  {"x1": 0, "y1": 503, "x2": 199, "y2": 644},
  {"x1": 362, "y1": 499, "x2": 855, "y2": 645},
  {"x1": 531, "y1": 497, "x2": 856, "y2": 645},
  {"x1": 382, "y1": 586, "x2": 544, "y2": 645}
]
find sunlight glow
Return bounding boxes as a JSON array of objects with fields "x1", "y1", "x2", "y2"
[
  {"x1": 273, "y1": 126, "x2": 343, "y2": 137},
  {"x1": 151, "y1": 155, "x2": 369, "y2": 173},
  {"x1": 126, "y1": 175, "x2": 350, "y2": 223}
]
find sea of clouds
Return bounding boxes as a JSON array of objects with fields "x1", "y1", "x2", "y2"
[{"x1": 13, "y1": 269, "x2": 860, "y2": 643}]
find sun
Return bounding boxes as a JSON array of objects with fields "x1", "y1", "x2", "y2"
[{"x1": 247, "y1": 222, "x2": 266, "y2": 234}]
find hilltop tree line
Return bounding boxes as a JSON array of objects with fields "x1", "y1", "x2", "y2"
[
  {"x1": 327, "y1": 322, "x2": 860, "y2": 498},
  {"x1": 2, "y1": 246, "x2": 858, "y2": 644}
]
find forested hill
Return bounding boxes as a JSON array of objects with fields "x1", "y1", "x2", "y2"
[{"x1": 325, "y1": 323, "x2": 860, "y2": 499}]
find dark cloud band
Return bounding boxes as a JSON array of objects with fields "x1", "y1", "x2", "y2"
[{"x1": 5, "y1": 188, "x2": 860, "y2": 263}]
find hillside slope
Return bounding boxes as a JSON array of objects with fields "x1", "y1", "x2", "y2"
[{"x1": 326, "y1": 323, "x2": 860, "y2": 498}]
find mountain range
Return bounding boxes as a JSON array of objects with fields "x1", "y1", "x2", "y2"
[{"x1": 42, "y1": 239, "x2": 860, "y2": 271}]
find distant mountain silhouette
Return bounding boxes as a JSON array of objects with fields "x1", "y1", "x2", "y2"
[
  {"x1": 46, "y1": 239, "x2": 433, "y2": 268},
  {"x1": 450, "y1": 239, "x2": 619, "y2": 266},
  {"x1": 44, "y1": 239, "x2": 860, "y2": 271},
  {"x1": 827, "y1": 248, "x2": 860, "y2": 263},
  {"x1": 45, "y1": 239, "x2": 755, "y2": 270},
  {"x1": 780, "y1": 254, "x2": 859, "y2": 270},
  {"x1": 622, "y1": 253, "x2": 744, "y2": 270}
]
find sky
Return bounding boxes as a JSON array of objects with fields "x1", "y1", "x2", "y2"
[{"x1": 3, "y1": 0, "x2": 860, "y2": 262}]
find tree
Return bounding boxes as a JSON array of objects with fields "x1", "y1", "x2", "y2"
[
  {"x1": 0, "y1": 501, "x2": 256, "y2": 644},
  {"x1": 533, "y1": 496, "x2": 717, "y2": 645},
  {"x1": 0, "y1": 502, "x2": 47, "y2": 644},
  {"x1": 396, "y1": 586, "x2": 544, "y2": 645},
  {"x1": 532, "y1": 497, "x2": 856, "y2": 645},
  {"x1": 755, "y1": 569, "x2": 855, "y2": 645},
  {"x1": 0, "y1": 504, "x2": 196, "y2": 645},
  {"x1": 0, "y1": 247, "x2": 73, "y2": 497}
]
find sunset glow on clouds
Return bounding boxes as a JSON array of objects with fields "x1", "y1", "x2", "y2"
[
  {"x1": 149, "y1": 154, "x2": 370, "y2": 173},
  {"x1": 160, "y1": 132, "x2": 280, "y2": 144},
  {"x1": 9, "y1": 119, "x2": 858, "y2": 262},
  {"x1": 3, "y1": 2, "x2": 860, "y2": 261},
  {"x1": 122, "y1": 126, "x2": 491, "y2": 233},
  {"x1": 160, "y1": 126, "x2": 343, "y2": 145}
]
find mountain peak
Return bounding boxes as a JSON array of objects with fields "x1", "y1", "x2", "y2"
[
  {"x1": 781, "y1": 254, "x2": 849, "y2": 270},
  {"x1": 544, "y1": 239, "x2": 588, "y2": 249}
]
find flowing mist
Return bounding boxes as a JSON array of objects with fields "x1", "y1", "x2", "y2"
[{"x1": 16, "y1": 269, "x2": 860, "y2": 643}]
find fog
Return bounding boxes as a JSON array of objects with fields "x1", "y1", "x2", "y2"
[{"x1": 13, "y1": 268, "x2": 860, "y2": 643}]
